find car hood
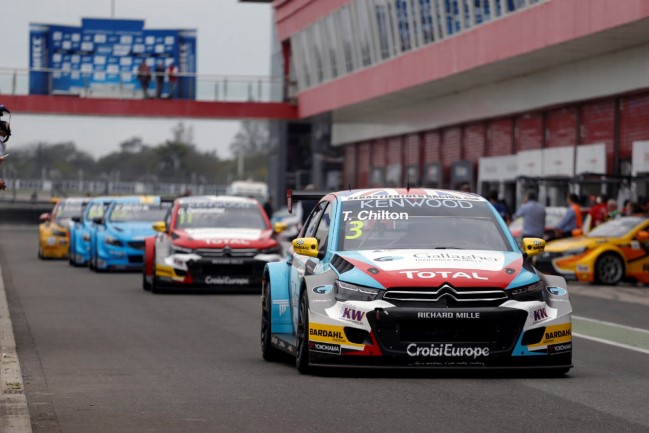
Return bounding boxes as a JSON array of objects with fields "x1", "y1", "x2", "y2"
[
  {"x1": 544, "y1": 236, "x2": 603, "y2": 253},
  {"x1": 109, "y1": 222, "x2": 157, "y2": 240},
  {"x1": 335, "y1": 249, "x2": 529, "y2": 290},
  {"x1": 173, "y1": 228, "x2": 272, "y2": 248}
]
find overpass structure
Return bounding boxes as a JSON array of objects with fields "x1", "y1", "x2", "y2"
[{"x1": 0, "y1": 68, "x2": 299, "y2": 120}]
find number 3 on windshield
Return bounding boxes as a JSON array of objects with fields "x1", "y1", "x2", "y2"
[{"x1": 345, "y1": 220, "x2": 364, "y2": 240}]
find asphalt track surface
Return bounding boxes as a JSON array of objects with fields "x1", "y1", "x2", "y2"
[{"x1": 2, "y1": 226, "x2": 649, "y2": 433}]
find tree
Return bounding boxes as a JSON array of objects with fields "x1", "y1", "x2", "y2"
[{"x1": 229, "y1": 120, "x2": 269, "y2": 157}]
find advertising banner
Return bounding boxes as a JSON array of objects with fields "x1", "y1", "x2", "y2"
[
  {"x1": 177, "y1": 30, "x2": 197, "y2": 100},
  {"x1": 29, "y1": 24, "x2": 50, "y2": 94},
  {"x1": 576, "y1": 143, "x2": 606, "y2": 175},
  {"x1": 29, "y1": 18, "x2": 197, "y2": 99}
]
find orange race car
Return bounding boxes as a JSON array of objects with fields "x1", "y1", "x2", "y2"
[{"x1": 534, "y1": 216, "x2": 649, "y2": 285}]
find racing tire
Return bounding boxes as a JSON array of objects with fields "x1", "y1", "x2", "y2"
[
  {"x1": 594, "y1": 253, "x2": 624, "y2": 285},
  {"x1": 260, "y1": 277, "x2": 282, "y2": 362},
  {"x1": 142, "y1": 271, "x2": 152, "y2": 291},
  {"x1": 38, "y1": 245, "x2": 44, "y2": 260},
  {"x1": 295, "y1": 289, "x2": 311, "y2": 374},
  {"x1": 151, "y1": 274, "x2": 164, "y2": 294}
]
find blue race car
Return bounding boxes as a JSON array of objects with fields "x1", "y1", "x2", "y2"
[
  {"x1": 261, "y1": 188, "x2": 572, "y2": 374},
  {"x1": 69, "y1": 196, "x2": 114, "y2": 267},
  {"x1": 89, "y1": 196, "x2": 170, "y2": 272}
]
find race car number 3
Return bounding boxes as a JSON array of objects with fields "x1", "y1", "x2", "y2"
[{"x1": 345, "y1": 221, "x2": 364, "y2": 240}]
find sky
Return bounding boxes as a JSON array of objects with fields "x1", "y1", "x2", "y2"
[{"x1": 4, "y1": 0, "x2": 273, "y2": 159}]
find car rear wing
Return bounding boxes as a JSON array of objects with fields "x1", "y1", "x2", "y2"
[{"x1": 287, "y1": 189, "x2": 329, "y2": 214}]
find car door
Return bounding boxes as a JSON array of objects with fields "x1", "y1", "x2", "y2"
[{"x1": 289, "y1": 200, "x2": 328, "y2": 333}]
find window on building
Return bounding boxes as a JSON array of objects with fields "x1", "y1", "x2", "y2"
[
  {"x1": 323, "y1": 16, "x2": 340, "y2": 78},
  {"x1": 374, "y1": 1, "x2": 393, "y2": 59},
  {"x1": 355, "y1": 0, "x2": 376, "y2": 67},
  {"x1": 338, "y1": 7, "x2": 357, "y2": 73}
]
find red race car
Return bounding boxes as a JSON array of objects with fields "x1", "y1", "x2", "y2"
[{"x1": 143, "y1": 195, "x2": 285, "y2": 293}]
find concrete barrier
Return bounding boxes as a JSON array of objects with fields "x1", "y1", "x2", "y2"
[{"x1": 0, "y1": 202, "x2": 53, "y2": 225}]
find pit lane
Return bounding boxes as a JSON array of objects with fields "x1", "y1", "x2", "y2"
[{"x1": 1, "y1": 225, "x2": 649, "y2": 433}]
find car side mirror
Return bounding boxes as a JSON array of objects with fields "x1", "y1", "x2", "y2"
[
  {"x1": 274, "y1": 222, "x2": 288, "y2": 234},
  {"x1": 71, "y1": 216, "x2": 81, "y2": 223},
  {"x1": 522, "y1": 237, "x2": 545, "y2": 257},
  {"x1": 636, "y1": 231, "x2": 649, "y2": 241},
  {"x1": 152, "y1": 221, "x2": 167, "y2": 233},
  {"x1": 92, "y1": 217, "x2": 103, "y2": 225},
  {"x1": 39, "y1": 212, "x2": 50, "y2": 223},
  {"x1": 292, "y1": 237, "x2": 319, "y2": 258}
]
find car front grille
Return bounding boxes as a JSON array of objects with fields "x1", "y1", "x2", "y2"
[
  {"x1": 195, "y1": 248, "x2": 258, "y2": 258},
  {"x1": 382, "y1": 285, "x2": 507, "y2": 308},
  {"x1": 128, "y1": 241, "x2": 145, "y2": 250}
]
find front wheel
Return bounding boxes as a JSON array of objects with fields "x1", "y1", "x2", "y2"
[
  {"x1": 261, "y1": 277, "x2": 282, "y2": 362},
  {"x1": 595, "y1": 253, "x2": 624, "y2": 285},
  {"x1": 142, "y1": 271, "x2": 152, "y2": 291},
  {"x1": 295, "y1": 289, "x2": 311, "y2": 374}
]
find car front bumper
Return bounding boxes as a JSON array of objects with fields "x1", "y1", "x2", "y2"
[{"x1": 305, "y1": 303, "x2": 572, "y2": 370}]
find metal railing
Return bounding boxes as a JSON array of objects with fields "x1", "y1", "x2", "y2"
[
  {"x1": 0, "y1": 67, "x2": 296, "y2": 103},
  {"x1": 0, "y1": 177, "x2": 228, "y2": 202}
]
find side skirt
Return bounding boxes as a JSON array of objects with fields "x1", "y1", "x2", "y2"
[{"x1": 271, "y1": 334, "x2": 297, "y2": 357}]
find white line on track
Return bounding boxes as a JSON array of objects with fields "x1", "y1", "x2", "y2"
[
  {"x1": 573, "y1": 333, "x2": 649, "y2": 356},
  {"x1": 573, "y1": 315, "x2": 649, "y2": 335}
]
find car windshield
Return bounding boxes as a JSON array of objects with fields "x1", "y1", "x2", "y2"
[
  {"x1": 176, "y1": 202, "x2": 267, "y2": 229},
  {"x1": 587, "y1": 217, "x2": 645, "y2": 238},
  {"x1": 338, "y1": 195, "x2": 512, "y2": 251},
  {"x1": 109, "y1": 203, "x2": 169, "y2": 222},
  {"x1": 54, "y1": 202, "x2": 85, "y2": 222}
]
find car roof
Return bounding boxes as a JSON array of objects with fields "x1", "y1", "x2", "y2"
[
  {"x1": 333, "y1": 188, "x2": 487, "y2": 202},
  {"x1": 176, "y1": 195, "x2": 259, "y2": 205}
]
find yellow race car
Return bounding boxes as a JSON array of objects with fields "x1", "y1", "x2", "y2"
[
  {"x1": 534, "y1": 216, "x2": 649, "y2": 285},
  {"x1": 38, "y1": 197, "x2": 89, "y2": 259}
]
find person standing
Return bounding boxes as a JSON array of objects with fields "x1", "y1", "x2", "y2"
[
  {"x1": 488, "y1": 190, "x2": 509, "y2": 223},
  {"x1": 0, "y1": 104, "x2": 12, "y2": 191},
  {"x1": 137, "y1": 60, "x2": 151, "y2": 98},
  {"x1": 512, "y1": 191, "x2": 546, "y2": 239},
  {"x1": 589, "y1": 195, "x2": 608, "y2": 228},
  {"x1": 263, "y1": 196, "x2": 273, "y2": 219},
  {"x1": 555, "y1": 193, "x2": 583, "y2": 238},
  {"x1": 167, "y1": 61, "x2": 178, "y2": 99},
  {"x1": 607, "y1": 199, "x2": 621, "y2": 220},
  {"x1": 154, "y1": 60, "x2": 165, "y2": 98}
]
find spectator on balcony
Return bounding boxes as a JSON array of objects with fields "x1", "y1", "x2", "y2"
[
  {"x1": 154, "y1": 60, "x2": 165, "y2": 98},
  {"x1": 167, "y1": 61, "x2": 178, "y2": 99},
  {"x1": 137, "y1": 60, "x2": 151, "y2": 98}
]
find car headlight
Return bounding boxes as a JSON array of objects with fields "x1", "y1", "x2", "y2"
[
  {"x1": 105, "y1": 235, "x2": 123, "y2": 246},
  {"x1": 334, "y1": 280, "x2": 381, "y2": 302},
  {"x1": 509, "y1": 280, "x2": 545, "y2": 302},
  {"x1": 172, "y1": 246, "x2": 194, "y2": 255},
  {"x1": 565, "y1": 247, "x2": 587, "y2": 255}
]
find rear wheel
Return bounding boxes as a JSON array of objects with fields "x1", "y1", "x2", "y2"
[
  {"x1": 38, "y1": 245, "x2": 44, "y2": 259},
  {"x1": 261, "y1": 277, "x2": 282, "y2": 362},
  {"x1": 295, "y1": 289, "x2": 311, "y2": 374},
  {"x1": 595, "y1": 253, "x2": 624, "y2": 285}
]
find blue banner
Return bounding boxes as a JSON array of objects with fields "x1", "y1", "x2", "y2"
[{"x1": 29, "y1": 18, "x2": 197, "y2": 99}]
